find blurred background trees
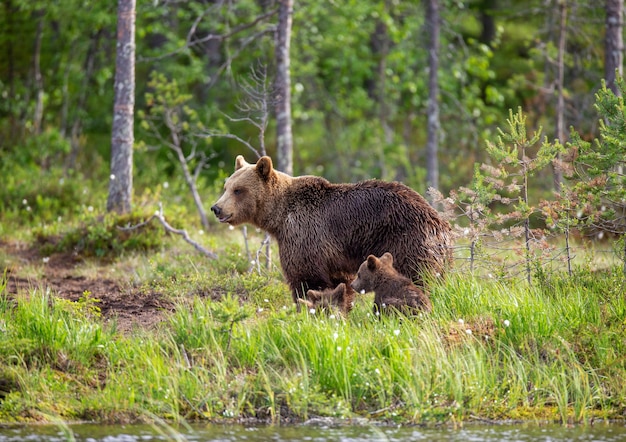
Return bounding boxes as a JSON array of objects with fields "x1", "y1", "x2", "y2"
[{"x1": 0, "y1": 0, "x2": 621, "y2": 197}]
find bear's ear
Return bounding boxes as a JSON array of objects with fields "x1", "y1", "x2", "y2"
[
  {"x1": 235, "y1": 155, "x2": 249, "y2": 170},
  {"x1": 306, "y1": 289, "x2": 321, "y2": 301},
  {"x1": 367, "y1": 255, "x2": 379, "y2": 271},
  {"x1": 334, "y1": 283, "x2": 346, "y2": 299},
  {"x1": 380, "y1": 252, "x2": 394, "y2": 266},
  {"x1": 256, "y1": 156, "x2": 274, "y2": 180}
]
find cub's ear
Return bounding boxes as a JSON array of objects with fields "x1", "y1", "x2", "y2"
[
  {"x1": 306, "y1": 289, "x2": 321, "y2": 301},
  {"x1": 380, "y1": 252, "x2": 394, "y2": 266},
  {"x1": 334, "y1": 283, "x2": 346, "y2": 300},
  {"x1": 235, "y1": 155, "x2": 249, "y2": 170},
  {"x1": 256, "y1": 156, "x2": 274, "y2": 180},
  {"x1": 366, "y1": 255, "x2": 379, "y2": 271}
]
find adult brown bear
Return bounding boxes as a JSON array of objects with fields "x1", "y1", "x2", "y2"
[{"x1": 211, "y1": 155, "x2": 452, "y2": 305}]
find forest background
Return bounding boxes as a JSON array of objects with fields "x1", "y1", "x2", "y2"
[
  {"x1": 2, "y1": 0, "x2": 625, "y2": 274},
  {"x1": 1, "y1": 0, "x2": 619, "y2": 191}
]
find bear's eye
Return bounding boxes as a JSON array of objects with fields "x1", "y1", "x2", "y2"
[{"x1": 233, "y1": 188, "x2": 243, "y2": 196}]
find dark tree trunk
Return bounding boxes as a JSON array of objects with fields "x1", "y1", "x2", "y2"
[
  {"x1": 369, "y1": 9, "x2": 393, "y2": 178},
  {"x1": 554, "y1": 0, "x2": 567, "y2": 190},
  {"x1": 67, "y1": 31, "x2": 102, "y2": 170},
  {"x1": 107, "y1": 0, "x2": 135, "y2": 214},
  {"x1": 605, "y1": 0, "x2": 624, "y2": 95},
  {"x1": 274, "y1": 0, "x2": 293, "y2": 176},
  {"x1": 32, "y1": 9, "x2": 44, "y2": 136},
  {"x1": 3, "y1": 0, "x2": 16, "y2": 143},
  {"x1": 425, "y1": 0, "x2": 440, "y2": 193},
  {"x1": 478, "y1": 0, "x2": 497, "y2": 46}
]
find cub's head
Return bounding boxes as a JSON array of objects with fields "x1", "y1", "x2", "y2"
[
  {"x1": 299, "y1": 283, "x2": 349, "y2": 314},
  {"x1": 211, "y1": 155, "x2": 277, "y2": 226},
  {"x1": 351, "y1": 252, "x2": 395, "y2": 294}
]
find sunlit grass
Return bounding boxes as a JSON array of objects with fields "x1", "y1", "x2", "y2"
[
  {"x1": 0, "y1": 264, "x2": 625, "y2": 424},
  {"x1": 1, "y1": 163, "x2": 625, "y2": 425}
]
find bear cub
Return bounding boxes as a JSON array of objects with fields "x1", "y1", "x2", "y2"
[
  {"x1": 298, "y1": 283, "x2": 355, "y2": 316},
  {"x1": 351, "y1": 252, "x2": 433, "y2": 315}
]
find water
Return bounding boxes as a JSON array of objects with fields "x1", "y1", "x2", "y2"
[{"x1": 1, "y1": 422, "x2": 626, "y2": 442}]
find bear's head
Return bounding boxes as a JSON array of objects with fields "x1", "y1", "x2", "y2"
[
  {"x1": 299, "y1": 283, "x2": 348, "y2": 313},
  {"x1": 351, "y1": 252, "x2": 395, "y2": 294},
  {"x1": 211, "y1": 155, "x2": 285, "y2": 226}
]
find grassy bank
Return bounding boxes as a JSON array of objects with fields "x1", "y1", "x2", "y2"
[
  {"x1": 1, "y1": 243, "x2": 625, "y2": 425},
  {"x1": 1, "y1": 157, "x2": 625, "y2": 426}
]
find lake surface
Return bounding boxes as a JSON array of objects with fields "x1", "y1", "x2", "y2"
[{"x1": 1, "y1": 421, "x2": 626, "y2": 441}]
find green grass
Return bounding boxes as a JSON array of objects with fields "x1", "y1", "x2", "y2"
[{"x1": 1, "y1": 262, "x2": 625, "y2": 425}]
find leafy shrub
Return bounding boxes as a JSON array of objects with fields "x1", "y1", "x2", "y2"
[{"x1": 34, "y1": 211, "x2": 168, "y2": 259}]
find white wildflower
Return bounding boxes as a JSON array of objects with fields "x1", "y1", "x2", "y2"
[
  {"x1": 465, "y1": 329, "x2": 472, "y2": 335},
  {"x1": 163, "y1": 181, "x2": 169, "y2": 189},
  {"x1": 503, "y1": 319, "x2": 510, "y2": 327},
  {"x1": 110, "y1": 174, "x2": 116, "y2": 180},
  {"x1": 228, "y1": 225, "x2": 235, "y2": 230},
  {"x1": 393, "y1": 329, "x2": 401, "y2": 336}
]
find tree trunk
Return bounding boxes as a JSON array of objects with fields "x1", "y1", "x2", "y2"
[
  {"x1": 553, "y1": 0, "x2": 567, "y2": 190},
  {"x1": 369, "y1": 10, "x2": 393, "y2": 179},
  {"x1": 425, "y1": 0, "x2": 440, "y2": 194},
  {"x1": 67, "y1": 31, "x2": 102, "y2": 170},
  {"x1": 605, "y1": 0, "x2": 624, "y2": 95},
  {"x1": 4, "y1": 0, "x2": 16, "y2": 143},
  {"x1": 107, "y1": 0, "x2": 135, "y2": 214},
  {"x1": 32, "y1": 9, "x2": 44, "y2": 136},
  {"x1": 274, "y1": 0, "x2": 293, "y2": 176},
  {"x1": 478, "y1": 0, "x2": 497, "y2": 46}
]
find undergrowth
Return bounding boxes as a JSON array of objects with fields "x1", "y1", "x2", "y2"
[{"x1": 0, "y1": 261, "x2": 625, "y2": 425}]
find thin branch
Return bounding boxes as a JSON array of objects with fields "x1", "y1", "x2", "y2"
[
  {"x1": 118, "y1": 203, "x2": 218, "y2": 259},
  {"x1": 138, "y1": 8, "x2": 278, "y2": 63}
]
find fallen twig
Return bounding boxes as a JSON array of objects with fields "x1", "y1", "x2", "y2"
[{"x1": 118, "y1": 203, "x2": 218, "y2": 259}]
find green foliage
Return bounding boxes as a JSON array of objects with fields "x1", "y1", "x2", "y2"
[
  {"x1": 34, "y1": 212, "x2": 167, "y2": 259},
  {"x1": 0, "y1": 163, "x2": 96, "y2": 232},
  {"x1": 0, "y1": 289, "x2": 108, "y2": 370},
  {"x1": 2, "y1": 267, "x2": 625, "y2": 424},
  {"x1": 569, "y1": 77, "x2": 626, "y2": 237},
  {"x1": 443, "y1": 107, "x2": 563, "y2": 281}
]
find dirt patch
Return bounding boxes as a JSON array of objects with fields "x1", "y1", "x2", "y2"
[{"x1": 2, "y1": 242, "x2": 174, "y2": 334}]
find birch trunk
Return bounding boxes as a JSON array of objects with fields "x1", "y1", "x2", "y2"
[{"x1": 107, "y1": 0, "x2": 135, "y2": 214}]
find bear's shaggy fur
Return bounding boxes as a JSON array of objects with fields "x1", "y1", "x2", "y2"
[
  {"x1": 351, "y1": 252, "x2": 433, "y2": 315},
  {"x1": 211, "y1": 155, "x2": 452, "y2": 305},
  {"x1": 299, "y1": 283, "x2": 354, "y2": 315}
]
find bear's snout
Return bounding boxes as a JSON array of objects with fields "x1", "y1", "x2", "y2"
[{"x1": 210, "y1": 205, "x2": 222, "y2": 216}]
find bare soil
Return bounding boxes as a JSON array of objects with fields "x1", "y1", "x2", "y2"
[{"x1": 2, "y1": 242, "x2": 173, "y2": 334}]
